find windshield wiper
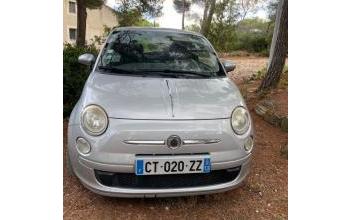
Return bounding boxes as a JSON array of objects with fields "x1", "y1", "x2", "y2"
[
  {"x1": 98, "y1": 66, "x2": 180, "y2": 78},
  {"x1": 98, "y1": 66, "x2": 215, "y2": 78},
  {"x1": 97, "y1": 65, "x2": 144, "y2": 75},
  {"x1": 142, "y1": 69, "x2": 213, "y2": 78}
]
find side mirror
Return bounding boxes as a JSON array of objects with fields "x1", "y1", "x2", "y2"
[
  {"x1": 78, "y1": 53, "x2": 96, "y2": 66},
  {"x1": 222, "y1": 60, "x2": 236, "y2": 72}
]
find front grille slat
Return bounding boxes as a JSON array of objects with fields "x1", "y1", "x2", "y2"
[{"x1": 94, "y1": 167, "x2": 241, "y2": 189}]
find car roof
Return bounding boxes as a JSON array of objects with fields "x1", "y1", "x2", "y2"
[{"x1": 111, "y1": 26, "x2": 204, "y2": 37}]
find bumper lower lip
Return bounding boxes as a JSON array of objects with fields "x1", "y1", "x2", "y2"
[{"x1": 72, "y1": 154, "x2": 251, "y2": 198}]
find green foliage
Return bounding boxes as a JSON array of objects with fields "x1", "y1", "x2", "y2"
[
  {"x1": 195, "y1": 17, "x2": 273, "y2": 54},
  {"x1": 173, "y1": 0, "x2": 192, "y2": 13},
  {"x1": 117, "y1": 9, "x2": 143, "y2": 27},
  {"x1": 86, "y1": 0, "x2": 104, "y2": 9},
  {"x1": 235, "y1": 18, "x2": 272, "y2": 54},
  {"x1": 116, "y1": 1, "x2": 162, "y2": 28},
  {"x1": 249, "y1": 67, "x2": 267, "y2": 81},
  {"x1": 267, "y1": 0, "x2": 280, "y2": 22},
  {"x1": 136, "y1": 18, "x2": 159, "y2": 27},
  {"x1": 237, "y1": 18, "x2": 270, "y2": 32},
  {"x1": 90, "y1": 25, "x2": 113, "y2": 46},
  {"x1": 63, "y1": 44, "x2": 99, "y2": 117},
  {"x1": 236, "y1": 32, "x2": 269, "y2": 53},
  {"x1": 185, "y1": 24, "x2": 201, "y2": 32},
  {"x1": 188, "y1": 0, "x2": 275, "y2": 55},
  {"x1": 249, "y1": 64, "x2": 288, "y2": 87},
  {"x1": 113, "y1": 0, "x2": 163, "y2": 27},
  {"x1": 279, "y1": 64, "x2": 288, "y2": 87},
  {"x1": 207, "y1": 23, "x2": 238, "y2": 52},
  {"x1": 116, "y1": 0, "x2": 164, "y2": 25},
  {"x1": 117, "y1": 8, "x2": 160, "y2": 27}
]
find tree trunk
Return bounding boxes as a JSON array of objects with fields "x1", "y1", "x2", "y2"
[
  {"x1": 201, "y1": 0, "x2": 216, "y2": 37},
  {"x1": 200, "y1": 0, "x2": 210, "y2": 34},
  {"x1": 182, "y1": 0, "x2": 185, "y2": 30},
  {"x1": 76, "y1": 0, "x2": 87, "y2": 47},
  {"x1": 258, "y1": 0, "x2": 288, "y2": 92}
]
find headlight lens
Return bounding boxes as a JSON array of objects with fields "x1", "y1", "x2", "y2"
[
  {"x1": 231, "y1": 106, "x2": 250, "y2": 135},
  {"x1": 81, "y1": 105, "x2": 108, "y2": 136}
]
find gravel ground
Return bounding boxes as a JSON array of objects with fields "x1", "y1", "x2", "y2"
[
  {"x1": 223, "y1": 56, "x2": 269, "y2": 83},
  {"x1": 63, "y1": 56, "x2": 288, "y2": 220}
]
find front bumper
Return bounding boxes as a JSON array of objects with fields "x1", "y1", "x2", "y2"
[
  {"x1": 68, "y1": 118, "x2": 253, "y2": 197},
  {"x1": 74, "y1": 154, "x2": 251, "y2": 198}
]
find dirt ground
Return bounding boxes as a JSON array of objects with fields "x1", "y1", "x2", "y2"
[
  {"x1": 63, "y1": 56, "x2": 288, "y2": 220},
  {"x1": 224, "y1": 56, "x2": 269, "y2": 83}
]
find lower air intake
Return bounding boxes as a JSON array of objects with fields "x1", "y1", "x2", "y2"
[{"x1": 94, "y1": 167, "x2": 241, "y2": 189}]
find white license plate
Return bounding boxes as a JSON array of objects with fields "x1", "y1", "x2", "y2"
[{"x1": 135, "y1": 156, "x2": 211, "y2": 175}]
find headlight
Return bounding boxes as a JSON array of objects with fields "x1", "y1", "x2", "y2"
[
  {"x1": 81, "y1": 105, "x2": 108, "y2": 136},
  {"x1": 231, "y1": 106, "x2": 250, "y2": 135}
]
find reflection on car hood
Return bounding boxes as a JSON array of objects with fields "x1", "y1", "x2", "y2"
[{"x1": 81, "y1": 72, "x2": 246, "y2": 120}]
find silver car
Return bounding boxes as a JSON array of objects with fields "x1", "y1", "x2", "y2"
[{"x1": 67, "y1": 27, "x2": 254, "y2": 198}]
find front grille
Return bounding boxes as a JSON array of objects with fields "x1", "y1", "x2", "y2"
[{"x1": 94, "y1": 167, "x2": 241, "y2": 189}]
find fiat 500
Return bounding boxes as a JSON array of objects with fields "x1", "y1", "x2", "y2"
[{"x1": 67, "y1": 27, "x2": 254, "y2": 198}]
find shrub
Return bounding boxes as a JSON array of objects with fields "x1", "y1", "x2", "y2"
[
  {"x1": 249, "y1": 64, "x2": 288, "y2": 87},
  {"x1": 279, "y1": 65, "x2": 288, "y2": 88},
  {"x1": 207, "y1": 23, "x2": 239, "y2": 52},
  {"x1": 236, "y1": 32, "x2": 269, "y2": 53},
  {"x1": 63, "y1": 44, "x2": 99, "y2": 117},
  {"x1": 249, "y1": 67, "x2": 267, "y2": 81}
]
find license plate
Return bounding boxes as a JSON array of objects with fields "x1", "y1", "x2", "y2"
[{"x1": 135, "y1": 156, "x2": 211, "y2": 175}]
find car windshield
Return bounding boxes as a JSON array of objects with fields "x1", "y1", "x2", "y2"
[{"x1": 97, "y1": 29, "x2": 223, "y2": 78}]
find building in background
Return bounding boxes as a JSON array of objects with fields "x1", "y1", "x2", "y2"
[{"x1": 63, "y1": 0, "x2": 118, "y2": 45}]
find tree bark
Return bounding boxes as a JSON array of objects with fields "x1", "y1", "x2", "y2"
[
  {"x1": 182, "y1": 0, "x2": 185, "y2": 29},
  {"x1": 76, "y1": 0, "x2": 87, "y2": 47},
  {"x1": 201, "y1": 0, "x2": 216, "y2": 37},
  {"x1": 200, "y1": 0, "x2": 210, "y2": 34},
  {"x1": 258, "y1": 0, "x2": 288, "y2": 92}
]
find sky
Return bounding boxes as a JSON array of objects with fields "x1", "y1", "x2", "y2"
[{"x1": 106, "y1": 0, "x2": 268, "y2": 29}]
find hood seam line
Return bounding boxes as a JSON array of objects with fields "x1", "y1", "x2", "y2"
[{"x1": 165, "y1": 79, "x2": 174, "y2": 117}]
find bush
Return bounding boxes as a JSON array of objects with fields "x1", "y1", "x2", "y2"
[
  {"x1": 63, "y1": 44, "x2": 99, "y2": 117},
  {"x1": 207, "y1": 23, "x2": 239, "y2": 52},
  {"x1": 249, "y1": 64, "x2": 288, "y2": 88},
  {"x1": 249, "y1": 67, "x2": 267, "y2": 81},
  {"x1": 279, "y1": 65, "x2": 288, "y2": 87},
  {"x1": 236, "y1": 32, "x2": 269, "y2": 53}
]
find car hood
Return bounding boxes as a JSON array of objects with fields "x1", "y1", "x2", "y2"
[{"x1": 80, "y1": 72, "x2": 246, "y2": 120}]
